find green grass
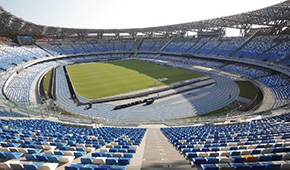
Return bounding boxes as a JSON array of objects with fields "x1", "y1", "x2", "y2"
[
  {"x1": 235, "y1": 81, "x2": 258, "y2": 100},
  {"x1": 66, "y1": 60, "x2": 204, "y2": 100},
  {"x1": 43, "y1": 69, "x2": 52, "y2": 93}
]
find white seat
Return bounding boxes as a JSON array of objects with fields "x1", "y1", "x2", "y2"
[
  {"x1": 113, "y1": 152, "x2": 124, "y2": 158},
  {"x1": 77, "y1": 144, "x2": 85, "y2": 147},
  {"x1": 216, "y1": 163, "x2": 235, "y2": 170},
  {"x1": 64, "y1": 151, "x2": 74, "y2": 156},
  {"x1": 228, "y1": 143, "x2": 237, "y2": 146},
  {"x1": 93, "y1": 157, "x2": 107, "y2": 165},
  {"x1": 43, "y1": 145, "x2": 57, "y2": 150},
  {"x1": 247, "y1": 145, "x2": 256, "y2": 149},
  {"x1": 1, "y1": 147, "x2": 10, "y2": 151},
  {"x1": 241, "y1": 150, "x2": 251, "y2": 155},
  {"x1": 238, "y1": 146, "x2": 247, "y2": 150},
  {"x1": 68, "y1": 147, "x2": 76, "y2": 151},
  {"x1": 85, "y1": 147, "x2": 95, "y2": 152},
  {"x1": 18, "y1": 148, "x2": 28, "y2": 154},
  {"x1": 59, "y1": 156, "x2": 74, "y2": 163},
  {"x1": 194, "y1": 144, "x2": 203, "y2": 148},
  {"x1": 8, "y1": 160, "x2": 24, "y2": 170},
  {"x1": 219, "y1": 156, "x2": 232, "y2": 163},
  {"x1": 100, "y1": 148, "x2": 110, "y2": 152},
  {"x1": 261, "y1": 148, "x2": 273, "y2": 154},
  {"x1": 220, "y1": 147, "x2": 229, "y2": 151},
  {"x1": 197, "y1": 152, "x2": 209, "y2": 157},
  {"x1": 38, "y1": 163, "x2": 58, "y2": 170},
  {"x1": 85, "y1": 144, "x2": 93, "y2": 147},
  {"x1": 220, "y1": 152, "x2": 230, "y2": 156},
  {"x1": 130, "y1": 145, "x2": 139, "y2": 149},
  {"x1": 0, "y1": 161, "x2": 11, "y2": 169},
  {"x1": 44, "y1": 150, "x2": 54, "y2": 155},
  {"x1": 37, "y1": 145, "x2": 45, "y2": 149}
]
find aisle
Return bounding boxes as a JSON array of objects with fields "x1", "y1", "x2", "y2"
[{"x1": 141, "y1": 127, "x2": 194, "y2": 170}]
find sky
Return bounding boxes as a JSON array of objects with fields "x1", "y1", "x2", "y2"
[{"x1": 0, "y1": 0, "x2": 285, "y2": 30}]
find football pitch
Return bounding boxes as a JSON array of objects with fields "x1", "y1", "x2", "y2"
[{"x1": 66, "y1": 60, "x2": 204, "y2": 100}]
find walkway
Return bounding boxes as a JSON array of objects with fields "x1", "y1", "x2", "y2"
[{"x1": 140, "y1": 127, "x2": 194, "y2": 170}]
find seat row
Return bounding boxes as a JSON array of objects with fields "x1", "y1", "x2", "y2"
[{"x1": 199, "y1": 162, "x2": 290, "y2": 170}]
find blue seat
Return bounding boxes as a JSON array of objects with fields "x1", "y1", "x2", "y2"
[
  {"x1": 272, "y1": 147, "x2": 284, "y2": 153},
  {"x1": 244, "y1": 163, "x2": 265, "y2": 170},
  {"x1": 230, "y1": 147, "x2": 238, "y2": 150},
  {"x1": 74, "y1": 151, "x2": 86, "y2": 157},
  {"x1": 119, "y1": 149, "x2": 128, "y2": 153},
  {"x1": 258, "y1": 162, "x2": 280, "y2": 170},
  {"x1": 54, "y1": 150, "x2": 64, "y2": 155},
  {"x1": 127, "y1": 149, "x2": 136, "y2": 153},
  {"x1": 92, "y1": 152, "x2": 103, "y2": 157},
  {"x1": 118, "y1": 158, "x2": 131, "y2": 165},
  {"x1": 36, "y1": 154, "x2": 49, "y2": 162},
  {"x1": 111, "y1": 165, "x2": 126, "y2": 170},
  {"x1": 192, "y1": 157, "x2": 206, "y2": 164},
  {"x1": 192, "y1": 148, "x2": 201, "y2": 152},
  {"x1": 80, "y1": 164, "x2": 98, "y2": 170},
  {"x1": 47, "y1": 155, "x2": 60, "y2": 163},
  {"x1": 103, "y1": 152, "x2": 113, "y2": 157},
  {"x1": 257, "y1": 154, "x2": 271, "y2": 161},
  {"x1": 182, "y1": 148, "x2": 191, "y2": 153},
  {"x1": 205, "y1": 157, "x2": 219, "y2": 164},
  {"x1": 56, "y1": 142, "x2": 67, "y2": 148},
  {"x1": 230, "y1": 163, "x2": 250, "y2": 170},
  {"x1": 81, "y1": 157, "x2": 94, "y2": 164},
  {"x1": 211, "y1": 147, "x2": 220, "y2": 151},
  {"x1": 0, "y1": 152, "x2": 6, "y2": 159},
  {"x1": 251, "y1": 150, "x2": 261, "y2": 155},
  {"x1": 123, "y1": 153, "x2": 133, "y2": 158},
  {"x1": 25, "y1": 154, "x2": 37, "y2": 161},
  {"x1": 202, "y1": 148, "x2": 210, "y2": 152},
  {"x1": 270, "y1": 154, "x2": 282, "y2": 161},
  {"x1": 24, "y1": 162, "x2": 44, "y2": 170},
  {"x1": 122, "y1": 145, "x2": 130, "y2": 149},
  {"x1": 283, "y1": 147, "x2": 290, "y2": 152},
  {"x1": 274, "y1": 144, "x2": 283, "y2": 147},
  {"x1": 76, "y1": 147, "x2": 86, "y2": 152},
  {"x1": 96, "y1": 165, "x2": 111, "y2": 170},
  {"x1": 2, "y1": 142, "x2": 20, "y2": 147},
  {"x1": 106, "y1": 157, "x2": 119, "y2": 165},
  {"x1": 231, "y1": 151, "x2": 241, "y2": 156},
  {"x1": 59, "y1": 146, "x2": 68, "y2": 150},
  {"x1": 93, "y1": 144, "x2": 102, "y2": 149},
  {"x1": 186, "y1": 152, "x2": 197, "y2": 158},
  {"x1": 231, "y1": 156, "x2": 245, "y2": 163},
  {"x1": 28, "y1": 149, "x2": 42, "y2": 154},
  {"x1": 109, "y1": 148, "x2": 119, "y2": 152},
  {"x1": 201, "y1": 164, "x2": 219, "y2": 170},
  {"x1": 4, "y1": 152, "x2": 23, "y2": 159},
  {"x1": 65, "y1": 164, "x2": 83, "y2": 170}
]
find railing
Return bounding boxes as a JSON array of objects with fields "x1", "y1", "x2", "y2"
[{"x1": 0, "y1": 94, "x2": 289, "y2": 127}]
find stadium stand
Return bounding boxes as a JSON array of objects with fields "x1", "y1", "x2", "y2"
[
  {"x1": 0, "y1": 1, "x2": 289, "y2": 169},
  {"x1": 0, "y1": 119, "x2": 146, "y2": 170},
  {"x1": 161, "y1": 112, "x2": 290, "y2": 170}
]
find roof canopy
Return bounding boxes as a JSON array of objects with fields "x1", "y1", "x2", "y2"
[{"x1": 0, "y1": 1, "x2": 289, "y2": 38}]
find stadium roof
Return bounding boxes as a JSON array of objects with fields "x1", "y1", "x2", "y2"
[{"x1": 0, "y1": 0, "x2": 289, "y2": 38}]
